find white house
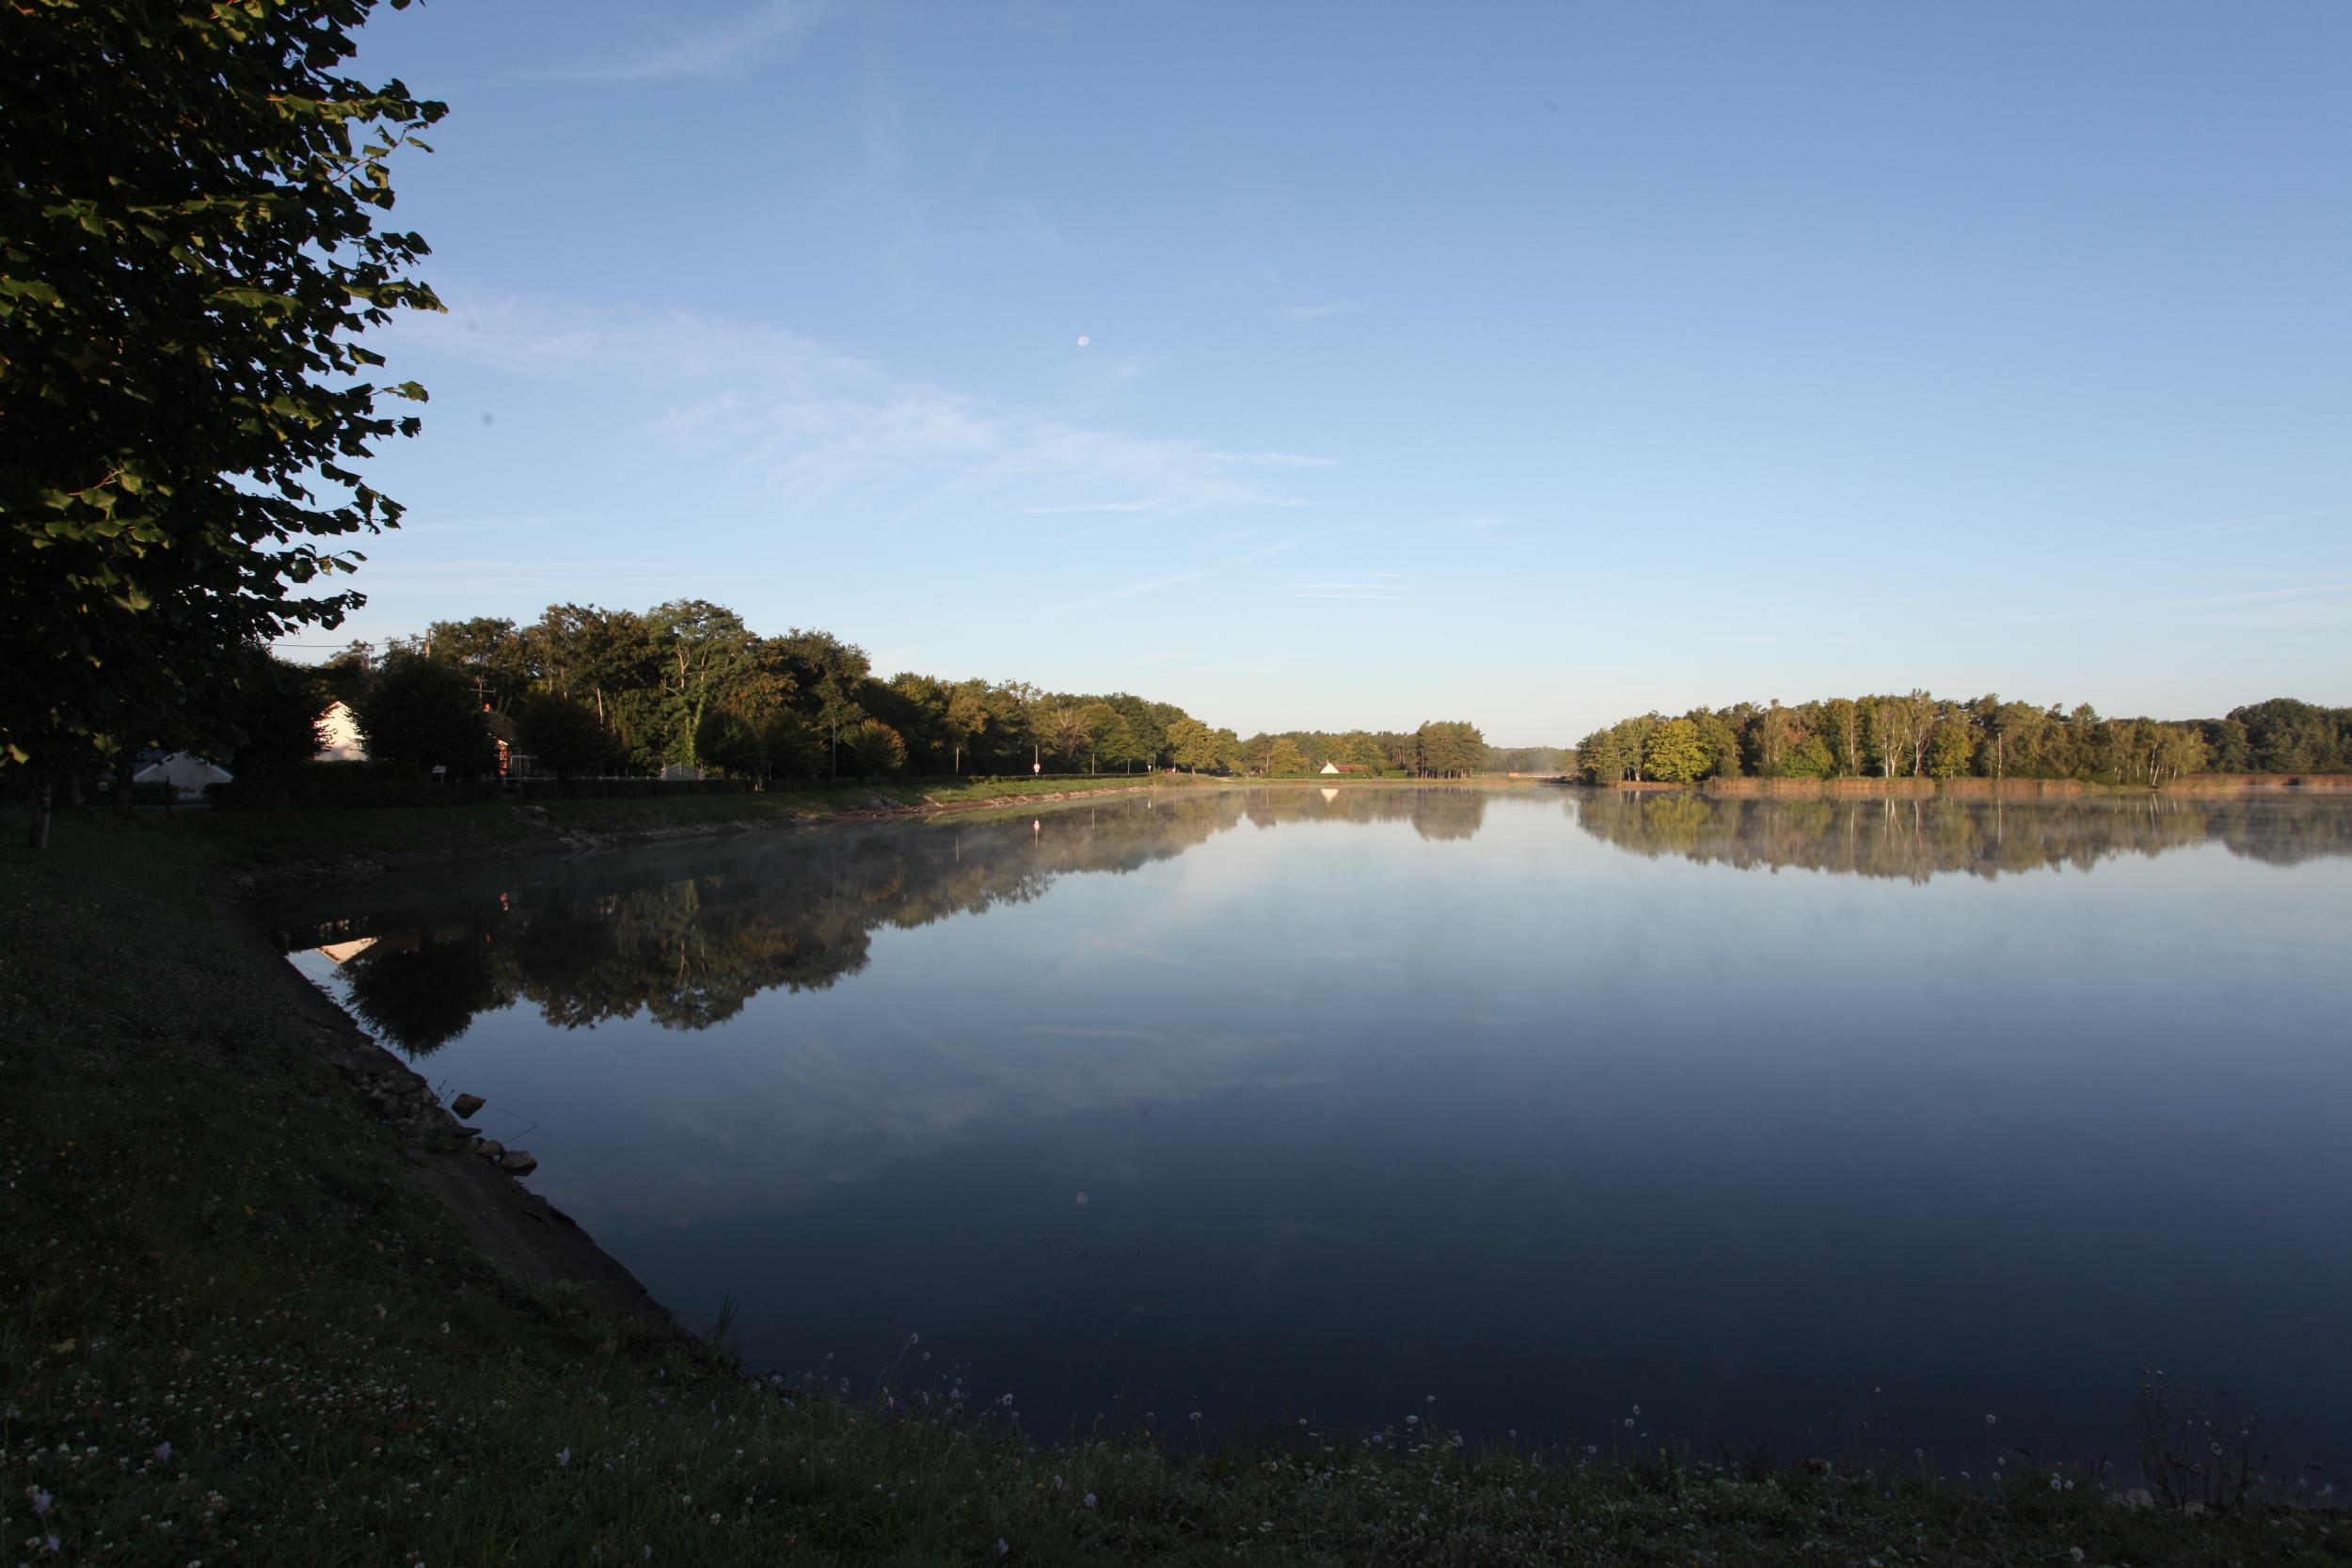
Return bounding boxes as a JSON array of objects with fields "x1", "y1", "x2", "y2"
[
  {"x1": 315, "y1": 699, "x2": 366, "y2": 762},
  {"x1": 1319, "y1": 760, "x2": 1341, "y2": 774}
]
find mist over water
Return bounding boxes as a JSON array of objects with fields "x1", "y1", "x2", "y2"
[{"x1": 262, "y1": 788, "x2": 2352, "y2": 1471}]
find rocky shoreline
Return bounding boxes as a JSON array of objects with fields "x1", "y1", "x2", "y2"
[{"x1": 223, "y1": 887, "x2": 679, "y2": 1330}]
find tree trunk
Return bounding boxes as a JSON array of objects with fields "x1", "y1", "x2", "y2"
[
  {"x1": 116, "y1": 755, "x2": 136, "y2": 813},
  {"x1": 26, "y1": 780, "x2": 53, "y2": 849}
]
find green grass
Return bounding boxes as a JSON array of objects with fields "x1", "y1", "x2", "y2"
[{"x1": 2, "y1": 806, "x2": 2344, "y2": 1565}]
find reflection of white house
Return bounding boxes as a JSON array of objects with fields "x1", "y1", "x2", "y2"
[
  {"x1": 316, "y1": 700, "x2": 366, "y2": 762},
  {"x1": 317, "y1": 937, "x2": 376, "y2": 965},
  {"x1": 134, "y1": 752, "x2": 233, "y2": 800}
]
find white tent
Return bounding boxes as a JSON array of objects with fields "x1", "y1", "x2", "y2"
[{"x1": 134, "y1": 752, "x2": 233, "y2": 800}]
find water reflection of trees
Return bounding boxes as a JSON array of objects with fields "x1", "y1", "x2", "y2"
[
  {"x1": 340, "y1": 935, "x2": 508, "y2": 1054},
  {"x1": 1570, "y1": 790, "x2": 2352, "y2": 881},
  {"x1": 1240, "y1": 786, "x2": 1491, "y2": 842},
  {"x1": 284, "y1": 797, "x2": 1240, "y2": 1055}
]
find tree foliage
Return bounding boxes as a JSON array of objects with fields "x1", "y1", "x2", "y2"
[
  {"x1": 224, "y1": 654, "x2": 332, "y2": 783},
  {"x1": 692, "y1": 710, "x2": 763, "y2": 778},
  {"x1": 1643, "y1": 718, "x2": 1708, "y2": 784},
  {"x1": 353, "y1": 655, "x2": 497, "y2": 780},
  {"x1": 513, "y1": 692, "x2": 619, "y2": 779},
  {"x1": 844, "y1": 718, "x2": 908, "y2": 776},
  {"x1": 1569, "y1": 689, "x2": 2322, "y2": 786},
  {"x1": 308, "y1": 601, "x2": 1311, "y2": 783},
  {"x1": 758, "y1": 710, "x2": 823, "y2": 782},
  {"x1": 2, "y1": 0, "x2": 444, "y2": 805}
]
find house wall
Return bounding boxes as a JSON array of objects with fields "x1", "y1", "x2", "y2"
[{"x1": 316, "y1": 701, "x2": 367, "y2": 762}]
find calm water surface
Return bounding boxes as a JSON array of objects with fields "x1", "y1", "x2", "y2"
[{"x1": 261, "y1": 787, "x2": 2352, "y2": 1469}]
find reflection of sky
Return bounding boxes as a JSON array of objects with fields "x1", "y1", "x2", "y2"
[{"x1": 284, "y1": 791, "x2": 2352, "y2": 1471}]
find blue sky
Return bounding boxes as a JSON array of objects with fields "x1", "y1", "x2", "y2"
[{"x1": 317, "y1": 1, "x2": 2351, "y2": 740}]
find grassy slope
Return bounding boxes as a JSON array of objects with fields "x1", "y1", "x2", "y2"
[{"x1": 2, "y1": 805, "x2": 2344, "y2": 1567}]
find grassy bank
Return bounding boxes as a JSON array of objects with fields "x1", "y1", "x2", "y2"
[
  {"x1": 87, "y1": 774, "x2": 1214, "y2": 874},
  {"x1": 2, "y1": 805, "x2": 2343, "y2": 1566}
]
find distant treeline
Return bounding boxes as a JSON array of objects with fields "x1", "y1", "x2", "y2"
[
  {"x1": 1232, "y1": 723, "x2": 1490, "y2": 779},
  {"x1": 1574, "y1": 693, "x2": 2352, "y2": 787},
  {"x1": 294, "y1": 602, "x2": 1504, "y2": 784}
]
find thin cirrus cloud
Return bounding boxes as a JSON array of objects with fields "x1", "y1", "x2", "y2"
[
  {"x1": 544, "y1": 0, "x2": 834, "y2": 81},
  {"x1": 1208, "y1": 451, "x2": 1341, "y2": 468},
  {"x1": 386, "y1": 289, "x2": 1336, "y2": 526},
  {"x1": 1021, "y1": 499, "x2": 1174, "y2": 515}
]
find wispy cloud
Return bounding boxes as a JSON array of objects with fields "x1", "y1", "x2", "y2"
[
  {"x1": 1021, "y1": 499, "x2": 1172, "y2": 515},
  {"x1": 1274, "y1": 302, "x2": 1360, "y2": 321},
  {"x1": 548, "y1": 0, "x2": 832, "y2": 81},
  {"x1": 397, "y1": 294, "x2": 870, "y2": 385},
  {"x1": 1208, "y1": 451, "x2": 1339, "y2": 468},
  {"x1": 389, "y1": 290, "x2": 1333, "y2": 526}
]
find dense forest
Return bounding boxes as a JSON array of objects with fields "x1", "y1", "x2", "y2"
[
  {"x1": 326, "y1": 601, "x2": 1237, "y2": 782},
  {"x1": 1231, "y1": 722, "x2": 1490, "y2": 779},
  {"x1": 1574, "y1": 692, "x2": 2352, "y2": 787},
  {"x1": 289, "y1": 601, "x2": 1501, "y2": 784}
]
